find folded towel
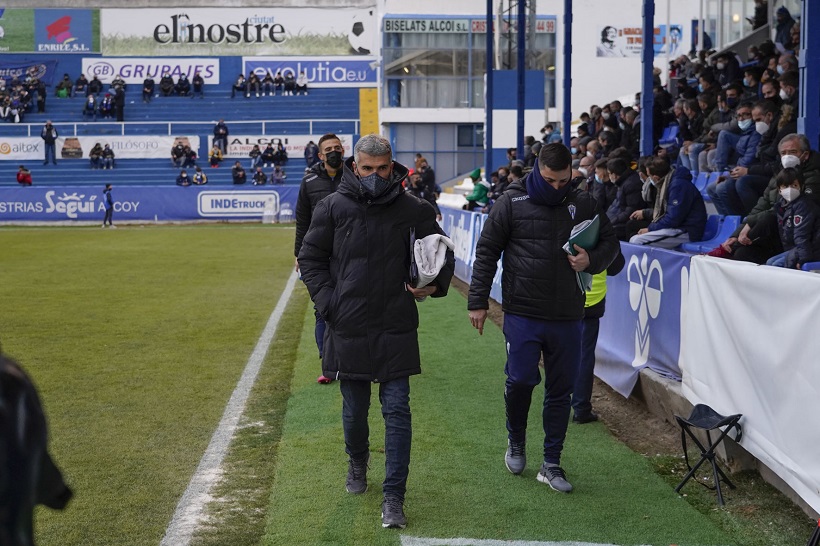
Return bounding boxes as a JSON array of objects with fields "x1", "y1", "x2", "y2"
[{"x1": 413, "y1": 233, "x2": 455, "y2": 294}]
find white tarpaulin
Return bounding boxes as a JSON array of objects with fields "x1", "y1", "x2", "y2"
[
  {"x1": 681, "y1": 256, "x2": 820, "y2": 514},
  {"x1": 1, "y1": 136, "x2": 200, "y2": 161}
]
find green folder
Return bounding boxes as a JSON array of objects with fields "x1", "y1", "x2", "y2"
[{"x1": 563, "y1": 214, "x2": 600, "y2": 293}]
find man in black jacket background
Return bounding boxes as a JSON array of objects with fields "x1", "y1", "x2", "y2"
[
  {"x1": 468, "y1": 143, "x2": 619, "y2": 493},
  {"x1": 298, "y1": 134, "x2": 454, "y2": 529}
]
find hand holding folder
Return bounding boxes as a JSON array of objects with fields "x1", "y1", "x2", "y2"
[{"x1": 562, "y1": 214, "x2": 600, "y2": 293}]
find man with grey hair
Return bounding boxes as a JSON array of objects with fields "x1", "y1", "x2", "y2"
[{"x1": 298, "y1": 134, "x2": 455, "y2": 529}]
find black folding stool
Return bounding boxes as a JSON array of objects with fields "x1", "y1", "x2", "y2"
[{"x1": 674, "y1": 404, "x2": 742, "y2": 505}]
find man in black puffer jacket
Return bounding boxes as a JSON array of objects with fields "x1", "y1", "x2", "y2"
[
  {"x1": 299, "y1": 134, "x2": 454, "y2": 529},
  {"x1": 295, "y1": 133, "x2": 345, "y2": 383},
  {"x1": 468, "y1": 143, "x2": 619, "y2": 493}
]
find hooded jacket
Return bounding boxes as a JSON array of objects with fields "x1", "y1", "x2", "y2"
[
  {"x1": 294, "y1": 161, "x2": 342, "y2": 257},
  {"x1": 776, "y1": 194, "x2": 820, "y2": 268},
  {"x1": 298, "y1": 157, "x2": 455, "y2": 382}
]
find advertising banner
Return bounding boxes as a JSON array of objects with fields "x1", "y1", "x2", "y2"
[
  {"x1": 34, "y1": 9, "x2": 96, "y2": 53},
  {"x1": 214, "y1": 134, "x2": 354, "y2": 160},
  {"x1": 595, "y1": 24, "x2": 684, "y2": 58},
  {"x1": 595, "y1": 244, "x2": 691, "y2": 397},
  {"x1": 243, "y1": 57, "x2": 377, "y2": 88},
  {"x1": 0, "y1": 185, "x2": 299, "y2": 222},
  {"x1": 384, "y1": 16, "x2": 556, "y2": 35},
  {"x1": 81, "y1": 58, "x2": 220, "y2": 85},
  {"x1": 440, "y1": 205, "x2": 503, "y2": 303},
  {"x1": 100, "y1": 8, "x2": 377, "y2": 57},
  {"x1": 0, "y1": 59, "x2": 59, "y2": 87},
  {"x1": 0, "y1": 136, "x2": 200, "y2": 161}
]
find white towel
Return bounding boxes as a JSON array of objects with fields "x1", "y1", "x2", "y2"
[{"x1": 413, "y1": 233, "x2": 455, "y2": 291}]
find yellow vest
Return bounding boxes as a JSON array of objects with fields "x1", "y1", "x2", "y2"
[{"x1": 585, "y1": 271, "x2": 608, "y2": 308}]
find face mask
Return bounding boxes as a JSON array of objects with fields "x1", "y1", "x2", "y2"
[
  {"x1": 649, "y1": 177, "x2": 658, "y2": 187},
  {"x1": 781, "y1": 154, "x2": 801, "y2": 169},
  {"x1": 697, "y1": 84, "x2": 704, "y2": 93},
  {"x1": 619, "y1": 122, "x2": 625, "y2": 130},
  {"x1": 726, "y1": 97, "x2": 739, "y2": 109},
  {"x1": 717, "y1": 62, "x2": 726, "y2": 70},
  {"x1": 602, "y1": 112, "x2": 611, "y2": 120},
  {"x1": 743, "y1": 77, "x2": 751, "y2": 87},
  {"x1": 755, "y1": 121, "x2": 770, "y2": 135},
  {"x1": 325, "y1": 151, "x2": 343, "y2": 169},
  {"x1": 777, "y1": 65, "x2": 785, "y2": 75},
  {"x1": 578, "y1": 167, "x2": 589, "y2": 177},
  {"x1": 718, "y1": 106, "x2": 728, "y2": 113},
  {"x1": 594, "y1": 174, "x2": 602, "y2": 184},
  {"x1": 358, "y1": 172, "x2": 392, "y2": 197},
  {"x1": 570, "y1": 147, "x2": 577, "y2": 155},
  {"x1": 587, "y1": 150, "x2": 594, "y2": 158},
  {"x1": 779, "y1": 88, "x2": 789, "y2": 101},
  {"x1": 780, "y1": 187, "x2": 800, "y2": 202},
  {"x1": 738, "y1": 118, "x2": 753, "y2": 131}
]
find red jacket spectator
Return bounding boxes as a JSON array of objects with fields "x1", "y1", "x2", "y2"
[{"x1": 17, "y1": 166, "x2": 32, "y2": 186}]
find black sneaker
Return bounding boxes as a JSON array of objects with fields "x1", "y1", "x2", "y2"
[
  {"x1": 572, "y1": 412, "x2": 599, "y2": 424},
  {"x1": 504, "y1": 439, "x2": 526, "y2": 475},
  {"x1": 345, "y1": 454, "x2": 369, "y2": 494},
  {"x1": 537, "y1": 462, "x2": 573, "y2": 493},
  {"x1": 381, "y1": 495, "x2": 407, "y2": 529}
]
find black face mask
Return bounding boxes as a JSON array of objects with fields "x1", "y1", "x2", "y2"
[
  {"x1": 726, "y1": 96, "x2": 739, "y2": 109},
  {"x1": 325, "y1": 151, "x2": 343, "y2": 169}
]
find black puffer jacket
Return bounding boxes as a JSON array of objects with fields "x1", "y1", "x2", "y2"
[
  {"x1": 294, "y1": 162, "x2": 342, "y2": 257},
  {"x1": 468, "y1": 177, "x2": 619, "y2": 321},
  {"x1": 606, "y1": 169, "x2": 645, "y2": 228},
  {"x1": 298, "y1": 157, "x2": 455, "y2": 382}
]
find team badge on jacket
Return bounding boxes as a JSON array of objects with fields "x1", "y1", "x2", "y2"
[
  {"x1": 567, "y1": 203, "x2": 577, "y2": 219},
  {"x1": 794, "y1": 215, "x2": 803, "y2": 226}
]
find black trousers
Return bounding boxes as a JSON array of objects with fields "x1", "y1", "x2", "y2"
[{"x1": 103, "y1": 208, "x2": 113, "y2": 226}]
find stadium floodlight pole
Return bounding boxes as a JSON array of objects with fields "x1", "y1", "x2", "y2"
[
  {"x1": 517, "y1": 0, "x2": 526, "y2": 162},
  {"x1": 640, "y1": 0, "x2": 655, "y2": 157},
  {"x1": 485, "y1": 0, "x2": 494, "y2": 179},
  {"x1": 798, "y1": 0, "x2": 819, "y2": 149},
  {"x1": 562, "y1": 0, "x2": 572, "y2": 146}
]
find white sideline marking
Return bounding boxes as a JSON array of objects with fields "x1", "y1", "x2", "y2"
[
  {"x1": 401, "y1": 538, "x2": 650, "y2": 546},
  {"x1": 160, "y1": 270, "x2": 299, "y2": 546}
]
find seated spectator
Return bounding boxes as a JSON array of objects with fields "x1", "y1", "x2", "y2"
[
  {"x1": 295, "y1": 71, "x2": 308, "y2": 95},
  {"x1": 191, "y1": 72, "x2": 204, "y2": 99},
  {"x1": 261, "y1": 72, "x2": 275, "y2": 96},
  {"x1": 101, "y1": 144, "x2": 115, "y2": 170},
  {"x1": 273, "y1": 142, "x2": 288, "y2": 166},
  {"x1": 779, "y1": 70, "x2": 799, "y2": 108},
  {"x1": 273, "y1": 71, "x2": 284, "y2": 95},
  {"x1": 89, "y1": 143, "x2": 103, "y2": 170},
  {"x1": 143, "y1": 76, "x2": 155, "y2": 103},
  {"x1": 159, "y1": 73, "x2": 175, "y2": 97},
  {"x1": 714, "y1": 52, "x2": 741, "y2": 88},
  {"x1": 192, "y1": 166, "x2": 208, "y2": 185},
  {"x1": 99, "y1": 93, "x2": 114, "y2": 119},
  {"x1": 462, "y1": 172, "x2": 491, "y2": 211},
  {"x1": 765, "y1": 168, "x2": 820, "y2": 268},
  {"x1": 260, "y1": 144, "x2": 276, "y2": 167},
  {"x1": 270, "y1": 166, "x2": 286, "y2": 185},
  {"x1": 232, "y1": 161, "x2": 247, "y2": 184},
  {"x1": 490, "y1": 167, "x2": 509, "y2": 200},
  {"x1": 176, "y1": 170, "x2": 191, "y2": 186},
  {"x1": 183, "y1": 146, "x2": 198, "y2": 168},
  {"x1": 171, "y1": 142, "x2": 186, "y2": 167},
  {"x1": 629, "y1": 156, "x2": 706, "y2": 248},
  {"x1": 74, "y1": 74, "x2": 89, "y2": 96},
  {"x1": 246, "y1": 73, "x2": 261, "y2": 98},
  {"x1": 742, "y1": 67, "x2": 762, "y2": 101},
  {"x1": 231, "y1": 74, "x2": 246, "y2": 99},
  {"x1": 208, "y1": 145, "x2": 223, "y2": 168},
  {"x1": 110, "y1": 75, "x2": 126, "y2": 93},
  {"x1": 409, "y1": 170, "x2": 442, "y2": 219},
  {"x1": 283, "y1": 71, "x2": 296, "y2": 96},
  {"x1": 252, "y1": 166, "x2": 267, "y2": 185},
  {"x1": 541, "y1": 123, "x2": 563, "y2": 144},
  {"x1": 88, "y1": 75, "x2": 103, "y2": 96},
  {"x1": 175, "y1": 74, "x2": 191, "y2": 97},
  {"x1": 16, "y1": 165, "x2": 32, "y2": 186},
  {"x1": 605, "y1": 158, "x2": 645, "y2": 240},
  {"x1": 249, "y1": 144, "x2": 262, "y2": 169},
  {"x1": 592, "y1": 158, "x2": 617, "y2": 211},
  {"x1": 82, "y1": 94, "x2": 98, "y2": 122},
  {"x1": 55, "y1": 74, "x2": 72, "y2": 98}
]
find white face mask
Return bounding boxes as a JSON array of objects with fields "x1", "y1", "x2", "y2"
[
  {"x1": 781, "y1": 154, "x2": 801, "y2": 169},
  {"x1": 716, "y1": 62, "x2": 726, "y2": 70},
  {"x1": 755, "y1": 121, "x2": 770, "y2": 135},
  {"x1": 779, "y1": 88, "x2": 789, "y2": 101},
  {"x1": 780, "y1": 187, "x2": 800, "y2": 202},
  {"x1": 587, "y1": 150, "x2": 594, "y2": 158},
  {"x1": 578, "y1": 167, "x2": 589, "y2": 177},
  {"x1": 602, "y1": 112, "x2": 611, "y2": 120}
]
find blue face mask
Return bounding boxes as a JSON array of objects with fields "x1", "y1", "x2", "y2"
[
  {"x1": 359, "y1": 172, "x2": 392, "y2": 197},
  {"x1": 594, "y1": 174, "x2": 603, "y2": 184},
  {"x1": 738, "y1": 118, "x2": 753, "y2": 131},
  {"x1": 698, "y1": 83, "x2": 704, "y2": 93},
  {"x1": 743, "y1": 77, "x2": 750, "y2": 87},
  {"x1": 570, "y1": 147, "x2": 577, "y2": 155}
]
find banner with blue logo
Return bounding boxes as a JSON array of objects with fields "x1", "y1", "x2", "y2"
[
  {"x1": 0, "y1": 186, "x2": 299, "y2": 222},
  {"x1": 440, "y1": 206, "x2": 503, "y2": 303},
  {"x1": 595, "y1": 244, "x2": 691, "y2": 396},
  {"x1": 0, "y1": 59, "x2": 59, "y2": 87},
  {"x1": 34, "y1": 9, "x2": 96, "y2": 53},
  {"x1": 243, "y1": 56, "x2": 378, "y2": 88}
]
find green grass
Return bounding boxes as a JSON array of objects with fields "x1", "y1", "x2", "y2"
[
  {"x1": 0, "y1": 9, "x2": 35, "y2": 52},
  {"x1": 260, "y1": 291, "x2": 737, "y2": 546},
  {"x1": 0, "y1": 225, "x2": 296, "y2": 546}
]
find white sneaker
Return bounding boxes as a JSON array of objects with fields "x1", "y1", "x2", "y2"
[
  {"x1": 110, "y1": 225, "x2": 117, "y2": 229},
  {"x1": 101, "y1": 224, "x2": 106, "y2": 228}
]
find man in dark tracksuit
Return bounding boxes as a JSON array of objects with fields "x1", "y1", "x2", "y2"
[
  {"x1": 299, "y1": 134, "x2": 454, "y2": 529},
  {"x1": 468, "y1": 143, "x2": 619, "y2": 492},
  {"x1": 102, "y1": 184, "x2": 114, "y2": 228},
  {"x1": 294, "y1": 134, "x2": 345, "y2": 384}
]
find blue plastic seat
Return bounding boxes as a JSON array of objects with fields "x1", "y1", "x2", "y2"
[
  {"x1": 659, "y1": 124, "x2": 680, "y2": 149},
  {"x1": 679, "y1": 215, "x2": 741, "y2": 253},
  {"x1": 801, "y1": 262, "x2": 820, "y2": 272}
]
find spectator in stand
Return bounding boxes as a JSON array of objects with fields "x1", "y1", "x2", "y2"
[
  {"x1": 176, "y1": 170, "x2": 191, "y2": 186},
  {"x1": 98, "y1": 93, "x2": 113, "y2": 118},
  {"x1": 183, "y1": 146, "x2": 198, "y2": 168},
  {"x1": 679, "y1": 99, "x2": 704, "y2": 149},
  {"x1": 261, "y1": 143, "x2": 276, "y2": 167},
  {"x1": 283, "y1": 71, "x2": 296, "y2": 96},
  {"x1": 102, "y1": 184, "x2": 114, "y2": 228},
  {"x1": 101, "y1": 144, "x2": 115, "y2": 170},
  {"x1": 762, "y1": 168, "x2": 820, "y2": 268},
  {"x1": 777, "y1": 54, "x2": 798, "y2": 77},
  {"x1": 82, "y1": 94, "x2": 98, "y2": 122},
  {"x1": 697, "y1": 72, "x2": 718, "y2": 96},
  {"x1": 74, "y1": 74, "x2": 88, "y2": 96},
  {"x1": 159, "y1": 73, "x2": 175, "y2": 97},
  {"x1": 742, "y1": 67, "x2": 762, "y2": 101},
  {"x1": 598, "y1": 131, "x2": 617, "y2": 158},
  {"x1": 577, "y1": 154, "x2": 595, "y2": 187},
  {"x1": 490, "y1": 166, "x2": 509, "y2": 198},
  {"x1": 273, "y1": 71, "x2": 284, "y2": 96},
  {"x1": 171, "y1": 142, "x2": 186, "y2": 167},
  {"x1": 418, "y1": 159, "x2": 436, "y2": 195},
  {"x1": 191, "y1": 72, "x2": 204, "y2": 99},
  {"x1": 89, "y1": 75, "x2": 103, "y2": 96},
  {"x1": 304, "y1": 140, "x2": 319, "y2": 167},
  {"x1": 35, "y1": 80, "x2": 46, "y2": 113},
  {"x1": 208, "y1": 145, "x2": 223, "y2": 168},
  {"x1": 89, "y1": 143, "x2": 103, "y2": 170},
  {"x1": 40, "y1": 121, "x2": 58, "y2": 166},
  {"x1": 462, "y1": 171, "x2": 491, "y2": 211},
  {"x1": 213, "y1": 120, "x2": 229, "y2": 154},
  {"x1": 175, "y1": 74, "x2": 191, "y2": 97},
  {"x1": 541, "y1": 123, "x2": 563, "y2": 144},
  {"x1": 252, "y1": 166, "x2": 267, "y2": 185},
  {"x1": 261, "y1": 72, "x2": 275, "y2": 96},
  {"x1": 271, "y1": 166, "x2": 286, "y2": 185},
  {"x1": 246, "y1": 72, "x2": 261, "y2": 98},
  {"x1": 592, "y1": 158, "x2": 617, "y2": 211},
  {"x1": 295, "y1": 71, "x2": 309, "y2": 95},
  {"x1": 714, "y1": 52, "x2": 741, "y2": 88},
  {"x1": 55, "y1": 74, "x2": 72, "y2": 98},
  {"x1": 409, "y1": 170, "x2": 442, "y2": 220},
  {"x1": 620, "y1": 109, "x2": 640, "y2": 158},
  {"x1": 142, "y1": 76, "x2": 155, "y2": 103},
  {"x1": 761, "y1": 79, "x2": 781, "y2": 104},
  {"x1": 232, "y1": 161, "x2": 246, "y2": 184},
  {"x1": 273, "y1": 142, "x2": 288, "y2": 166},
  {"x1": 774, "y1": 7, "x2": 796, "y2": 51},
  {"x1": 249, "y1": 144, "x2": 262, "y2": 170},
  {"x1": 110, "y1": 74, "x2": 126, "y2": 92},
  {"x1": 779, "y1": 70, "x2": 799, "y2": 108},
  {"x1": 605, "y1": 157, "x2": 645, "y2": 240},
  {"x1": 192, "y1": 166, "x2": 208, "y2": 185},
  {"x1": 629, "y1": 156, "x2": 706, "y2": 248},
  {"x1": 16, "y1": 165, "x2": 32, "y2": 186},
  {"x1": 113, "y1": 86, "x2": 125, "y2": 122},
  {"x1": 230, "y1": 74, "x2": 246, "y2": 99}
]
